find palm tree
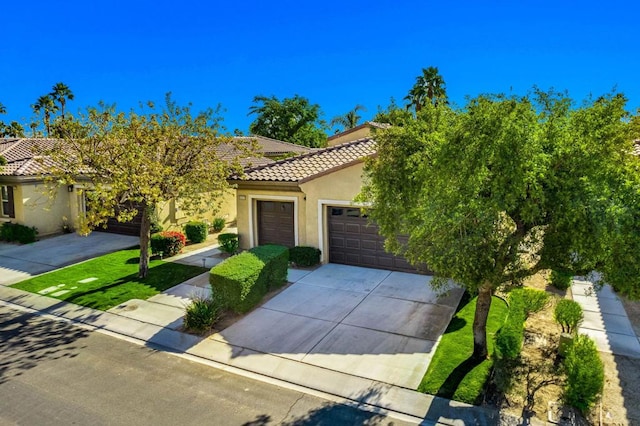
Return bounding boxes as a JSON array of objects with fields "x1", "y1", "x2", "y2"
[
  {"x1": 330, "y1": 104, "x2": 367, "y2": 133},
  {"x1": 404, "y1": 66, "x2": 448, "y2": 112},
  {"x1": 32, "y1": 94, "x2": 58, "y2": 137},
  {"x1": 50, "y1": 82, "x2": 74, "y2": 119},
  {"x1": 0, "y1": 102, "x2": 6, "y2": 115}
]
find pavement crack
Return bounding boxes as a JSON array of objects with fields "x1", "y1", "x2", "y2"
[{"x1": 279, "y1": 393, "x2": 305, "y2": 424}]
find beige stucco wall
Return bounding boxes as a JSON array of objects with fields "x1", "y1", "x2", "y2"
[
  {"x1": 236, "y1": 162, "x2": 366, "y2": 262},
  {"x1": 157, "y1": 189, "x2": 237, "y2": 232},
  {"x1": 327, "y1": 126, "x2": 372, "y2": 146}
]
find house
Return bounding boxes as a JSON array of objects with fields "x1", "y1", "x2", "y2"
[
  {"x1": 231, "y1": 137, "x2": 416, "y2": 272},
  {"x1": 327, "y1": 121, "x2": 390, "y2": 147},
  {"x1": 0, "y1": 136, "x2": 312, "y2": 237}
]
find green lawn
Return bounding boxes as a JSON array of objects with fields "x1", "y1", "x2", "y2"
[
  {"x1": 418, "y1": 293, "x2": 508, "y2": 405},
  {"x1": 12, "y1": 248, "x2": 208, "y2": 311}
]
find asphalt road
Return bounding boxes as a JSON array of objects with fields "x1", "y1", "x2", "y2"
[{"x1": 0, "y1": 304, "x2": 415, "y2": 426}]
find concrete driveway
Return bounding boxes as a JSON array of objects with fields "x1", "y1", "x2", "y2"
[
  {"x1": 0, "y1": 232, "x2": 139, "y2": 286},
  {"x1": 213, "y1": 263, "x2": 464, "y2": 389}
]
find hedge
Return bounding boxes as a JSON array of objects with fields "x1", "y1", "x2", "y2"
[
  {"x1": 150, "y1": 231, "x2": 186, "y2": 257},
  {"x1": 289, "y1": 246, "x2": 321, "y2": 267},
  {"x1": 0, "y1": 222, "x2": 38, "y2": 244},
  {"x1": 209, "y1": 244, "x2": 289, "y2": 313},
  {"x1": 218, "y1": 233, "x2": 239, "y2": 255},
  {"x1": 184, "y1": 221, "x2": 208, "y2": 243},
  {"x1": 563, "y1": 334, "x2": 604, "y2": 412},
  {"x1": 550, "y1": 269, "x2": 573, "y2": 290}
]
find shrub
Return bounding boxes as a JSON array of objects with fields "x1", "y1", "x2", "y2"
[
  {"x1": 550, "y1": 269, "x2": 573, "y2": 290},
  {"x1": 184, "y1": 221, "x2": 208, "y2": 244},
  {"x1": 150, "y1": 231, "x2": 186, "y2": 257},
  {"x1": 289, "y1": 246, "x2": 321, "y2": 267},
  {"x1": 149, "y1": 206, "x2": 163, "y2": 234},
  {"x1": 183, "y1": 294, "x2": 224, "y2": 334},
  {"x1": 211, "y1": 217, "x2": 226, "y2": 233},
  {"x1": 554, "y1": 299, "x2": 583, "y2": 334},
  {"x1": 0, "y1": 222, "x2": 38, "y2": 244},
  {"x1": 563, "y1": 334, "x2": 604, "y2": 413},
  {"x1": 518, "y1": 287, "x2": 550, "y2": 315},
  {"x1": 209, "y1": 244, "x2": 289, "y2": 313},
  {"x1": 218, "y1": 233, "x2": 239, "y2": 255}
]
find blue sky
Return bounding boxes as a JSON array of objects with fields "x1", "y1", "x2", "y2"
[{"x1": 2, "y1": 1, "x2": 638, "y2": 134}]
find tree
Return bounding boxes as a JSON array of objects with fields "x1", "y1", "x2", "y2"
[
  {"x1": 41, "y1": 94, "x2": 254, "y2": 278},
  {"x1": 360, "y1": 90, "x2": 640, "y2": 359},
  {"x1": 404, "y1": 66, "x2": 447, "y2": 112},
  {"x1": 248, "y1": 95, "x2": 327, "y2": 148},
  {"x1": 50, "y1": 82, "x2": 74, "y2": 119},
  {"x1": 0, "y1": 102, "x2": 25, "y2": 137},
  {"x1": 330, "y1": 104, "x2": 366, "y2": 133},
  {"x1": 32, "y1": 94, "x2": 58, "y2": 137}
]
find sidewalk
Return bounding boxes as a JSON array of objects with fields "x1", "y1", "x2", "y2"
[{"x1": 0, "y1": 244, "x2": 516, "y2": 426}]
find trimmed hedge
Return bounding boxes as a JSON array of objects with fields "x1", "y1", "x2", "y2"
[
  {"x1": 211, "y1": 217, "x2": 226, "y2": 233},
  {"x1": 0, "y1": 222, "x2": 38, "y2": 244},
  {"x1": 563, "y1": 334, "x2": 604, "y2": 412},
  {"x1": 289, "y1": 246, "x2": 321, "y2": 267},
  {"x1": 218, "y1": 233, "x2": 239, "y2": 255},
  {"x1": 209, "y1": 244, "x2": 289, "y2": 313},
  {"x1": 550, "y1": 270, "x2": 573, "y2": 290},
  {"x1": 184, "y1": 221, "x2": 208, "y2": 243},
  {"x1": 150, "y1": 231, "x2": 186, "y2": 257},
  {"x1": 554, "y1": 299, "x2": 583, "y2": 334}
]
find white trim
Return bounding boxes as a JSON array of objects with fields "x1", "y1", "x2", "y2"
[
  {"x1": 317, "y1": 199, "x2": 370, "y2": 263},
  {"x1": 248, "y1": 195, "x2": 299, "y2": 248}
]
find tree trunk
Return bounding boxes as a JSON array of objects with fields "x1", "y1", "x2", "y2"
[
  {"x1": 138, "y1": 203, "x2": 151, "y2": 279},
  {"x1": 472, "y1": 282, "x2": 493, "y2": 360}
]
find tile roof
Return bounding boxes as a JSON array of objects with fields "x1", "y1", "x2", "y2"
[
  {"x1": 233, "y1": 135, "x2": 314, "y2": 156},
  {"x1": 327, "y1": 121, "x2": 391, "y2": 142},
  {"x1": 634, "y1": 140, "x2": 640, "y2": 156},
  {"x1": 0, "y1": 138, "x2": 60, "y2": 176},
  {"x1": 235, "y1": 138, "x2": 376, "y2": 183}
]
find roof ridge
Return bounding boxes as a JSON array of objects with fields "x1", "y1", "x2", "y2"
[{"x1": 240, "y1": 135, "x2": 314, "y2": 150}]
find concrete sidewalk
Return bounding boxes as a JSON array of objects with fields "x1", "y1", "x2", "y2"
[{"x1": 0, "y1": 268, "x2": 507, "y2": 425}]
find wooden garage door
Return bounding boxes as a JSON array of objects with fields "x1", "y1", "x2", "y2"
[
  {"x1": 328, "y1": 206, "x2": 418, "y2": 273},
  {"x1": 258, "y1": 201, "x2": 295, "y2": 247},
  {"x1": 102, "y1": 202, "x2": 144, "y2": 236}
]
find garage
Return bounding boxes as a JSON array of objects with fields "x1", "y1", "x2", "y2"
[
  {"x1": 328, "y1": 206, "x2": 419, "y2": 273},
  {"x1": 257, "y1": 200, "x2": 295, "y2": 247},
  {"x1": 101, "y1": 202, "x2": 143, "y2": 236}
]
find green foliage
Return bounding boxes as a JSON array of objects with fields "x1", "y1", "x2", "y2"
[
  {"x1": 0, "y1": 155, "x2": 6, "y2": 166},
  {"x1": 0, "y1": 222, "x2": 38, "y2": 244},
  {"x1": 289, "y1": 246, "x2": 321, "y2": 267},
  {"x1": 404, "y1": 66, "x2": 448, "y2": 111},
  {"x1": 550, "y1": 270, "x2": 573, "y2": 290},
  {"x1": 183, "y1": 294, "x2": 224, "y2": 334},
  {"x1": 360, "y1": 88, "x2": 639, "y2": 358},
  {"x1": 184, "y1": 221, "x2": 208, "y2": 243},
  {"x1": 563, "y1": 335, "x2": 604, "y2": 413},
  {"x1": 518, "y1": 287, "x2": 550, "y2": 314},
  {"x1": 554, "y1": 299, "x2": 583, "y2": 334},
  {"x1": 211, "y1": 217, "x2": 226, "y2": 233},
  {"x1": 217, "y1": 233, "x2": 239, "y2": 255},
  {"x1": 150, "y1": 231, "x2": 186, "y2": 257},
  {"x1": 419, "y1": 295, "x2": 508, "y2": 404},
  {"x1": 209, "y1": 244, "x2": 288, "y2": 313},
  {"x1": 149, "y1": 205, "x2": 163, "y2": 234},
  {"x1": 248, "y1": 94, "x2": 328, "y2": 148},
  {"x1": 330, "y1": 104, "x2": 366, "y2": 133}
]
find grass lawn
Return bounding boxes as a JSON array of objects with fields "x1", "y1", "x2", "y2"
[
  {"x1": 418, "y1": 293, "x2": 508, "y2": 405},
  {"x1": 11, "y1": 248, "x2": 208, "y2": 311}
]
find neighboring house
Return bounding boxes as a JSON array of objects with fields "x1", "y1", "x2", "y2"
[
  {"x1": 231, "y1": 138, "x2": 416, "y2": 272},
  {"x1": 0, "y1": 137, "x2": 312, "y2": 237},
  {"x1": 326, "y1": 121, "x2": 390, "y2": 147}
]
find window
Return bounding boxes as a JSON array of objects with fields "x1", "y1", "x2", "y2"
[{"x1": 1, "y1": 185, "x2": 15, "y2": 218}]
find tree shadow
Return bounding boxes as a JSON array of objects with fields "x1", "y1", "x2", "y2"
[
  {"x1": 0, "y1": 308, "x2": 90, "y2": 385},
  {"x1": 435, "y1": 355, "x2": 484, "y2": 401}
]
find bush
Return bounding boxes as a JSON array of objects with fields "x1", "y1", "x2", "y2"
[
  {"x1": 184, "y1": 221, "x2": 208, "y2": 244},
  {"x1": 209, "y1": 244, "x2": 289, "y2": 313},
  {"x1": 150, "y1": 231, "x2": 186, "y2": 258},
  {"x1": 563, "y1": 334, "x2": 604, "y2": 413},
  {"x1": 0, "y1": 222, "x2": 38, "y2": 244},
  {"x1": 289, "y1": 246, "x2": 321, "y2": 267},
  {"x1": 550, "y1": 269, "x2": 573, "y2": 290},
  {"x1": 211, "y1": 217, "x2": 226, "y2": 233},
  {"x1": 518, "y1": 287, "x2": 550, "y2": 315},
  {"x1": 218, "y1": 233, "x2": 239, "y2": 255},
  {"x1": 554, "y1": 299, "x2": 583, "y2": 334},
  {"x1": 183, "y1": 294, "x2": 224, "y2": 334}
]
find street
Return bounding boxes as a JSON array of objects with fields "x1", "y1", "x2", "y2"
[{"x1": 0, "y1": 304, "x2": 413, "y2": 425}]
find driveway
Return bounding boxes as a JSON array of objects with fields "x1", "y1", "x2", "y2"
[
  {"x1": 0, "y1": 232, "x2": 139, "y2": 286},
  {"x1": 212, "y1": 263, "x2": 464, "y2": 389}
]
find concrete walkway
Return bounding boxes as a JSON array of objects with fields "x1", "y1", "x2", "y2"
[
  {"x1": 0, "y1": 232, "x2": 139, "y2": 286},
  {"x1": 572, "y1": 278, "x2": 640, "y2": 358},
  {"x1": 0, "y1": 253, "x2": 506, "y2": 425}
]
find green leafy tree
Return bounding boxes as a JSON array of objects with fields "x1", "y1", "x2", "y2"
[
  {"x1": 32, "y1": 94, "x2": 58, "y2": 137},
  {"x1": 41, "y1": 94, "x2": 254, "y2": 278},
  {"x1": 50, "y1": 82, "x2": 74, "y2": 119},
  {"x1": 404, "y1": 66, "x2": 448, "y2": 112},
  {"x1": 330, "y1": 104, "x2": 366, "y2": 133},
  {"x1": 360, "y1": 90, "x2": 639, "y2": 359},
  {"x1": 248, "y1": 95, "x2": 327, "y2": 148},
  {"x1": 0, "y1": 102, "x2": 25, "y2": 137},
  {"x1": 372, "y1": 98, "x2": 414, "y2": 127}
]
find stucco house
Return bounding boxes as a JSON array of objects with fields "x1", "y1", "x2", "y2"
[
  {"x1": 0, "y1": 136, "x2": 312, "y2": 237},
  {"x1": 231, "y1": 137, "x2": 416, "y2": 272}
]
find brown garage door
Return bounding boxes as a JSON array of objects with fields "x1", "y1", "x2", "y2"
[
  {"x1": 258, "y1": 201, "x2": 295, "y2": 247},
  {"x1": 102, "y1": 203, "x2": 144, "y2": 236},
  {"x1": 328, "y1": 206, "x2": 419, "y2": 273}
]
